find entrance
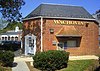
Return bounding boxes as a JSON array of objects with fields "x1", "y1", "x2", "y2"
[{"x1": 25, "y1": 34, "x2": 36, "y2": 55}]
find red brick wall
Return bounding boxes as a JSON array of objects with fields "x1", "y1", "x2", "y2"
[
  {"x1": 42, "y1": 19, "x2": 100, "y2": 55},
  {"x1": 22, "y1": 19, "x2": 41, "y2": 53},
  {"x1": 23, "y1": 18, "x2": 100, "y2": 55}
]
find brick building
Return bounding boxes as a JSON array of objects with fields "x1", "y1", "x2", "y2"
[{"x1": 22, "y1": 4, "x2": 100, "y2": 55}]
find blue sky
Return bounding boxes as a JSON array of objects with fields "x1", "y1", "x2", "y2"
[
  {"x1": 0, "y1": 0, "x2": 100, "y2": 18},
  {"x1": 20, "y1": 0, "x2": 100, "y2": 18}
]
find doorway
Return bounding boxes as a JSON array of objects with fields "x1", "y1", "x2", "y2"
[{"x1": 25, "y1": 34, "x2": 36, "y2": 55}]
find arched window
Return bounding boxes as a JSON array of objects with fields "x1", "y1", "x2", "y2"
[
  {"x1": 5, "y1": 37, "x2": 7, "y2": 40},
  {"x1": 2, "y1": 37, "x2": 4, "y2": 40},
  {"x1": 15, "y1": 36, "x2": 18, "y2": 41},
  {"x1": 11, "y1": 37, "x2": 14, "y2": 41}
]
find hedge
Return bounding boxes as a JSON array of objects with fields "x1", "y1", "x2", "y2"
[
  {"x1": 33, "y1": 50, "x2": 69, "y2": 71},
  {"x1": 0, "y1": 51, "x2": 14, "y2": 67}
]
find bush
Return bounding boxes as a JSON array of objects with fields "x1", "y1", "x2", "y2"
[
  {"x1": 33, "y1": 50, "x2": 69, "y2": 71},
  {"x1": 1, "y1": 51, "x2": 14, "y2": 67},
  {"x1": 0, "y1": 50, "x2": 3, "y2": 61}
]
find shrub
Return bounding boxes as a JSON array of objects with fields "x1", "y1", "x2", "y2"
[
  {"x1": 1, "y1": 51, "x2": 14, "y2": 67},
  {"x1": 0, "y1": 50, "x2": 3, "y2": 61},
  {"x1": 33, "y1": 50, "x2": 69, "y2": 71}
]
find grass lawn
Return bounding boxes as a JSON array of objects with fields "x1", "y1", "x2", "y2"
[
  {"x1": 26, "y1": 60, "x2": 99, "y2": 71},
  {"x1": 57, "y1": 60, "x2": 97, "y2": 71}
]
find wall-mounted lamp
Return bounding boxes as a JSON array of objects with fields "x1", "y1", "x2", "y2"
[
  {"x1": 49, "y1": 29, "x2": 54, "y2": 34},
  {"x1": 85, "y1": 23, "x2": 89, "y2": 27}
]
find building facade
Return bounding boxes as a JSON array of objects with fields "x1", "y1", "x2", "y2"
[
  {"x1": 0, "y1": 26, "x2": 22, "y2": 41},
  {"x1": 23, "y1": 4, "x2": 100, "y2": 55}
]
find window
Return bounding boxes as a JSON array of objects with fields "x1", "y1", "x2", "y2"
[
  {"x1": 11, "y1": 37, "x2": 14, "y2": 41},
  {"x1": 57, "y1": 37, "x2": 81, "y2": 49},
  {"x1": 5, "y1": 37, "x2": 7, "y2": 40},
  {"x1": 15, "y1": 37, "x2": 18, "y2": 41},
  {"x1": 2, "y1": 37, "x2": 4, "y2": 40},
  {"x1": 29, "y1": 39, "x2": 32, "y2": 47},
  {"x1": 64, "y1": 42, "x2": 67, "y2": 49},
  {"x1": 67, "y1": 40, "x2": 76, "y2": 47},
  {"x1": 29, "y1": 37, "x2": 34, "y2": 47}
]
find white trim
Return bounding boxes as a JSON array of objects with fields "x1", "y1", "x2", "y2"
[
  {"x1": 43, "y1": 16, "x2": 96, "y2": 21},
  {"x1": 23, "y1": 16, "x2": 41, "y2": 21},
  {"x1": 23, "y1": 16, "x2": 99, "y2": 25},
  {"x1": 23, "y1": 16, "x2": 96, "y2": 21},
  {"x1": 41, "y1": 17, "x2": 43, "y2": 52}
]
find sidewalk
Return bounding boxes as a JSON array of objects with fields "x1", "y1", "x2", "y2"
[
  {"x1": 12, "y1": 56, "x2": 33, "y2": 71},
  {"x1": 69, "y1": 55, "x2": 99, "y2": 60},
  {"x1": 12, "y1": 61, "x2": 30, "y2": 71},
  {"x1": 14, "y1": 55, "x2": 99, "y2": 61}
]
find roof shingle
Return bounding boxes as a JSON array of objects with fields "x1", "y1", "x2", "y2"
[{"x1": 25, "y1": 4, "x2": 94, "y2": 19}]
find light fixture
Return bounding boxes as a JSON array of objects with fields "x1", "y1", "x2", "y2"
[
  {"x1": 85, "y1": 23, "x2": 89, "y2": 27},
  {"x1": 49, "y1": 29, "x2": 54, "y2": 33}
]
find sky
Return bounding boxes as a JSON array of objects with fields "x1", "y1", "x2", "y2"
[
  {"x1": 20, "y1": 0, "x2": 100, "y2": 18},
  {"x1": 0, "y1": 0, "x2": 100, "y2": 18}
]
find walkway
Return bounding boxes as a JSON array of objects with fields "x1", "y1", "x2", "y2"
[
  {"x1": 12, "y1": 61, "x2": 30, "y2": 71},
  {"x1": 12, "y1": 56, "x2": 33, "y2": 71},
  {"x1": 69, "y1": 55, "x2": 99, "y2": 60}
]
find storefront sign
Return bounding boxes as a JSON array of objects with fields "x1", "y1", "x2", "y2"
[{"x1": 54, "y1": 20, "x2": 86, "y2": 25}]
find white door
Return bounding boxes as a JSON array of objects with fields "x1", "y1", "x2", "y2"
[{"x1": 25, "y1": 34, "x2": 36, "y2": 55}]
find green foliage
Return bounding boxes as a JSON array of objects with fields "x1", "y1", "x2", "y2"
[
  {"x1": 0, "y1": 51, "x2": 14, "y2": 67},
  {"x1": 0, "y1": 0, "x2": 25, "y2": 22},
  {"x1": 0, "y1": 43, "x2": 20, "y2": 51},
  {"x1": 0, "y1": 51, "x2": 3, "y2": 61},
  {"x1": 58, "y1": 60, "x2": 99, "y2": 71},
  {"x1": 33, "y1": 50, "x2": 69, "y2": 71},
  {"x1": 0, "y1": 22, "x2": 22, "y2": 34}
]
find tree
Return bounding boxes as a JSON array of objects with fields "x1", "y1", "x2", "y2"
[
  {"x1": 0, "y1": 19, "x2": 8, "y2": 30},
  {"x1": 0, "y1": 0, "x2": 25, "y2": 22}
]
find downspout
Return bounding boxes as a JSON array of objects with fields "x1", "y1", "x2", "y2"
[{"x1": 41, "y1": 17, "x2": 43, "y2": 52}]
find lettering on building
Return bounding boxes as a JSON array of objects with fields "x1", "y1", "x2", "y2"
[{"x1": 54, "y1": 20, "x2": 87, "y2": 25}]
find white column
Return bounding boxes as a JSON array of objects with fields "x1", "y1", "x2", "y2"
[{"x1": 41, "y1": 17, "x2": 43, "y2": 52}]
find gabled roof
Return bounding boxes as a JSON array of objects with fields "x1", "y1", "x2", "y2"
[{"x1": 25, "y1": 4, "x2": 94, "y2": 19}]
